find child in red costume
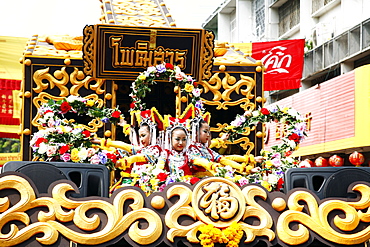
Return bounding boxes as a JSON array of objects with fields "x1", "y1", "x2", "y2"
[
  {"x1": 187, "y1": 112, "x2": 262, "y2": 176},
  {"x1": 156, "y1": 116, "x2": 193, "y2": 182}
]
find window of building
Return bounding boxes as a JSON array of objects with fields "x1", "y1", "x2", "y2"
[
  {"x1": 312, "y1": 0, "x2": 335, "y2": 14},
  {"x1": 278, "y1": 0, "x2": 300, "y2": 36},
  {"x1": 230, "y1": 9, "x2": 237, "y2": 42},
  {"x1": 255, "y1": 0, "x2": 265, "y2": 39}
]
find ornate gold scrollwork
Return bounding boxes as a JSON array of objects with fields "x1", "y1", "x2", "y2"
[
  {"x1": 229, "y1": 137, "x2": 255, "y2": 152},
  {"x1": 32, "y1": 66, "x2": 101, "y2": 97},
  {"x1": 277, "y1": 184, "x2": 370, "y2": 245},
  {"x1": 69, "y1": 67, "x2": 106, "y2": 95},
  {"x1": 31, "y1": 92, "x2": 105, "y2": 132},
  {"x1": 211, "y1": 123, "x2": 255, "y2": 152},
  {"x1": 2, "y1": 174, "x2": 370, "y2": 246},
  {"x1": 241, "y1": 185, "x2": 275, "y2": 243},
  {"x1": 33, "y1": 67, "x2": 70, "y2": 97},
  {"x1": 201, "y1": 71, "x2": 257, "y2": 151},
  {"x1": 165, "y1": 184, "x2": 204, "y2": 243},
  {"x1": 202, "y1": 30, "x2": 215, "y2": 80},
  {"x1": 199, "y1": 72, "x2": 256, "y2": 111},
  {"x1": 89, "y1": 78, "x2": 106, "y2": 95},
  {"x1": 83, "y1": 25, "x2": 94, "y2": 77},
  {"x1": 0, "y1": 174, "x2": 162, "y2": 246}
]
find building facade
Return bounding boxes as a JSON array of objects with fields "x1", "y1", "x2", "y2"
[{"x1": 202, "y1": 0, "x2": 370, "y2": 103}]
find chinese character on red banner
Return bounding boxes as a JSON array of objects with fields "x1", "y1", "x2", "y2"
[
  {"x1": 0, "y1": 90, "x2": 18, "y2": 125},
  {"x1": 0, "y1": 79, "x2": 21, "y2": 138},
  {"x1": 251, "y1": 39, "x2": 305, "y2": 91}
]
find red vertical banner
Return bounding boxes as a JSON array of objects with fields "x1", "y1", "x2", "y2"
[
  {"x1": 0, "y1": 90, "x2": 19, "y2": 125},
  {"x1": 0, "y1": 79, "x2": 21, "y2": 138},
  {"x1": 252, "y1": 39, "x2": 305, "y2": 91}
]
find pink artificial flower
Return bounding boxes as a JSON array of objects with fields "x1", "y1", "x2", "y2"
[
  {"x1": 90, "y1": 154, "x2": 101, "y2": 164},
  {"x1": 238, "y1": 177, "x2": 249, "y2": 187},
  {"x1": 158, "y1": 183, "x2": 167, "y2": 192},
  {"x1": 87, "y1": 148, "x2": 96, "y2": 158},
  {"x1": 175, "y1": 72, "x2": 184, "y2": 81},
  {"x1": 46, "y1": 146, "x2": 57, "y2": 157},
  {"x1": 60, "y1": 153, "x2": 71, "y2": 162}
]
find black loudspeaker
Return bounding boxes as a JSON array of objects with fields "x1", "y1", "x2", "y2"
[
  {"x1": 284, "y1": 167, "x2": 370, "y2": 200},
  {"x1": 1, "y1": 161, "x2": 110, "y2": 198}
]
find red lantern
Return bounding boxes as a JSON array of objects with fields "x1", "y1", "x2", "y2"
[
  {"x1": 349, "y1": 151, "x2": 365, "y2": 166},
  {"x1": 315, "y1": 157, "x2": 328, "y2": 167},
  {"x1": 299, "y1": 160, "x2": 311, "y2": 168},
  {"x1": 328, "y1": 155, "x2": 344, "y2": 167},
  {"x1": 305, "y1": 159, "x2": 314, "y2": 167},
  {"x1": 299, "y1": 159, "x2": 314, "y2": 168}
]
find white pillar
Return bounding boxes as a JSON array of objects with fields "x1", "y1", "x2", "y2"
[
  {"x1": 300, "y1": 0, "x2": 316, "y2": 41},
  {"x1": 218, "y1": 12, "x2": 231, "y2": 42},
  {"x1": 266, "y1": 6, "x2": 279, "y2": 40},
  {"x1": 341, "y1": 61, "x2": 354, "y2": 74},
  {"x1": 236, "y1": 0, "x2": 254, "y2": 42}
]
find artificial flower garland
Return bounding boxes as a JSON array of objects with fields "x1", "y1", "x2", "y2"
[
  {"x1": 220, "y1": 105, "x2": 307, "y2": 191},
  {"x1": 38, "y1": 95, "x2": 123, "y2": 125},
  {"x1": 198, "y1": 222, "x2": 243, "y2": 247},
  {"x1": 129, "y1": 62, "x2": 203, "y2": 112},
  {"x1": 30, "y1": 120, "x2": 120, "y2": 169},
  {"x1": 112, "y1": 163, "x2": 202, "y2": 196},
  {"x1": 31, "y1": 95, "x2": 124, "y2": 169}
]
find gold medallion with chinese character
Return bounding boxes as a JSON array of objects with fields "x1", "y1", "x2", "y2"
[{"x1": 192, "y1": 177, "x2": 245, "y2": 228}]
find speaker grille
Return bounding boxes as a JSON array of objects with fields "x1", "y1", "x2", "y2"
[
  {"x1": 2, "y1": 161, "x2": 110, "y2": 198},
  {"x1": 323, "y1": 168, "x2": 370, "y2": 198},
  {"x1": 285, "y1": 167, "x2": 370, "y2": 199},
  {"x1": 16, "y1": 162, "x2": 67, "y2": 194}
]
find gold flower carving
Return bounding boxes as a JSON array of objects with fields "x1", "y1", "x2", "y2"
[{"x1": 199, "y1": 72, "x2": 256, "y2": 110}]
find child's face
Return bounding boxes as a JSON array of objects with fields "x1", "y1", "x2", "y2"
[
  {"x1": 199, "y1": 123, "x2": 210, "y2": 144},
  {"x1": 172, "y1": 128, "x2": 187, "y2": 152},
  {"x1": 138, "y1": 125, "x2": 150, "y2": 147}
]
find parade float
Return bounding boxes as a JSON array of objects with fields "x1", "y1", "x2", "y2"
[{"x1": 2, "y1": 0, "x2": 370, "y2": 246}]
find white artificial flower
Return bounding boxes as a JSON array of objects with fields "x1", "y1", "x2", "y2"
[
  {"x1": 44, "y1": 111, "x2": 54, "y2": 118},
  {"x1": 151, "y1": 167, "x2": 164, "y2": 176},
  {"x1": 192, "y1": 88, "x2": 201, "y2": 97},
  {"x1": 146, "y1": 66, "x2": 156, "y2": 73},
  {"x1": 252, "y1": 110, "x2": 260, "y2": 117},
  {"x1": 287, "y1": 140, "x2": 296, "y2": 149},
  {"x1": 78, "y1": 147, "x2": 88, "y2": 161},
  {"x1": 285, "y1": 156, "x2": 295, "y2": 163},
  {"x1": 38, "y1": 142, "x2": 48, "y2": 154},
  {"x1": 267, "y1": 173, "x2": 279, "y2": 185},
  {"x1": 287, "y1": 108, "x2": 298, "y2": 117},
  {"x1": 66, "y1": 95, "x2": 81, "y2": 103}
]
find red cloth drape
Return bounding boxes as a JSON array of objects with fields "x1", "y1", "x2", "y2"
[
  {"x1": 251, "y1": 39, "x2": 305, "y2": 91},
  {"x1": 0, "y1": 79, "x2": 21, "y2": 138}
]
